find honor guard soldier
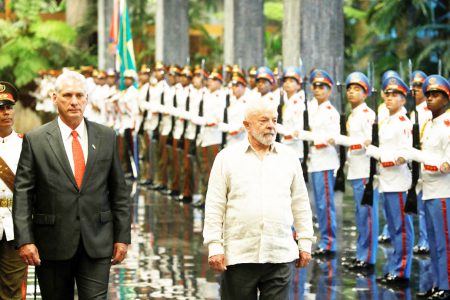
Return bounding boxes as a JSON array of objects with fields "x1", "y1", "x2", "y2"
[
  {"x1": 145, "y1": 62, "x2": 170, "y2": 191},
  {"x1": 297, "y1": 69, "x2": 340, "y2": 256},
  {"x1": 410, "y1": 70, "x2": 432, "y2": 255},
  {"x1": 0, "y1": 81, "x2": 27, "y2": 300},
  {"x1": 177, "y1": 66, "x2": 207, "y2": 203},
  {"x1": 365, "y1": 75, "x2": 413, "y2": 288},
  {"x1": 220, "y1": 70, "x2": 248, "y2": 146},
  {"x1": 104, "y1": 68, "x2": 118, "y2": 128},
  {"x1": 119, "y1": 69, "x2": 140, "y2": 178},
  {"x1": 330, "y1": 72, "x2": 378, "y2": 270},
  {"x1": 398, "y1": 75, "x2": 450, "y2": 299},
  {"x1": 153, "y1": 65, "x2": 176, "y2": 192},
  {"x1": 160, "y1": 65, "x2": 182, "y2": 196},
  {"x1": 169, "y1": 66, "x2": 193, "y2": 198},
  {"x1": 137, "y1": 64, "x2": 153, "y2": 186},
  {"x1": 255, "y1": 67, "x2": 278, "y2": 105},
  {"x1": 191, "y1": 69, "x2": 225, "y2": 207},
  {"x1": 377, "y1": 70, "x2": 403, "y2": 244},
  {"x1": 276, "y1": 66, "x2": 305, "y2": 161}
]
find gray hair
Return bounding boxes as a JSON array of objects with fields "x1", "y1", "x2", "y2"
[
  {"x1": 244, "y1": 99, "x2": 278, "y2": 120},
  {"x1": 54, "y1": 70, "x2": 87, "y2": 94}
]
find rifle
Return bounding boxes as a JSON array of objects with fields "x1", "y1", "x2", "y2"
[
  {"x1": 152, "y1": 86, "x2": 164, "y2": 142},
  {"x1": 276, "y1": 61, "x2": 284, "y2": 142},
  {"x1": 361, "y1": 62, "x2": 377, "y2": 206},
  {"x1": 137, "y1": 83, "x2": 150, "y2": 135},
  {"x1": 405, "y1": 59, "x2": 419, "y2": 214},
  {"x1": 334, "y1": 80, "x2": 346, "y2": 192},
  {"x1": 299, "y1": 58, "x2": 309, "y2": 182},
  {"x1": 221, "y1": 68, "x2": 230, "y2": 148},
  {"x1": 180, "y1": 89, "x2": 190, "y2": 150},
  {"x1": 167, "y1": 91, "x2": 177, "y2": 146}
]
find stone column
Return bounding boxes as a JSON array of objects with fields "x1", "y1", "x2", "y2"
[
  {"x1": 155, "y1": 0, "x2": 189, "y2": 65},
  {"x1": 282, "y1": 0, "x2": 301, "y2": 67},
  {"x1": 283, "y1": 0, "x2": 344, "y2": 107},
  {"x1": 97, "y1": 0, "x2": 115, "y2": 70},
  {"x1": 224, "y1": 0, "x2": 264, "y2": 70},
  {"x1": 300, "y1": 0, "x2": 345, "y2": 95}
]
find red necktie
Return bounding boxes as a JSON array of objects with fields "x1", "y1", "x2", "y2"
[{"x1": 71, "y1": 130, "x2": 85, "y2": 188}]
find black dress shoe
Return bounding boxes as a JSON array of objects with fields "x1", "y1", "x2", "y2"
[
  {"x1": 414, "y1": 245, "x2": 430, "y2": 255},
  {"x1": 178, "y1": 196, "x2": 193, "y2": 203},
  {"x1": 376, "y1": 273, "x2": 409, "y2": 288},
  {"x1": 341, "y1": 258, "x2": 358, "y2": 268},
  {"x1": 417, "y1": 287, "x2": 438, "y2": 298},
  {"x1": 378, "y1": 235, "x2": 391, "y2": 244},
  {"x1": 348, "y1": 261, "x2": 374, "y2": 271},
  {"x1": 312, "y1": 248, "x2": 336, "y2": 257},
  {"x1": 169, "y1": 190, "x2": 180, "y2": 197},
  {"x1": 429, "y1": 290, "x2": 450, "y2": 300}
]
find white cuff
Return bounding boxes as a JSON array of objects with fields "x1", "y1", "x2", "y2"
[{"x1": 208, "y1": 242, "x2": 224, "y2": 258}]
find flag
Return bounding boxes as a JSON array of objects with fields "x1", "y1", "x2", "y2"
[
  {"x1": 115, "y1": 0, "x2": 137, "y2": 90},
  {"x1": 108, "y1": 0, "x2": 119, "y2": 56}
]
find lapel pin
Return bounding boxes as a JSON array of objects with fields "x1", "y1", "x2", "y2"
[{"x1": 92, "y1": 144, "x2": 96, "y2": 150}]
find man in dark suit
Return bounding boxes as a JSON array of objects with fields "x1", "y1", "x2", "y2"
[{"x1": 12, "y1": 70, "x2": 131, "y2": 299}]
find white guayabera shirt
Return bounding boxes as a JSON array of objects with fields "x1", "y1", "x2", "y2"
[{"x1": 203, "y1": 139, "x2": 315, "y2": 266}]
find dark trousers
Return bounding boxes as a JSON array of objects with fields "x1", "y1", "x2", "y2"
[
  {"x1": 0, "y1": 238, "x2": 27, "y2": 300},
  {"x1": 36, "y1": 241, "x2": 111, "y2": 300},
  {"x1": 221, "y1": 262, "x2": 295, "y2": 300}
]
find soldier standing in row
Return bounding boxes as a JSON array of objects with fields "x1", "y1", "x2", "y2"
[
  {"x1": 398, "y1": 75, "x2": 450, "y2": 299},
  {"x1": 277, "y1": 66, "x2": 305, "y2": 161},
  {"x1": 410, "y1": 70, "x2": 432, "y2": 255},
  {"x1": 331, "y1": 72, "x2": 379, "y2": 270},
  {"x1": 192, "y1": 70, "x2": 225, "y2": 208},
  {"x1": 178, "y1": 66, "x2": 207, "y2": 203},
  {"x1": 299, "y1": 70, "x2": 340, "y2": 256},
  {"x1": 0, "y1": 81, "x2": 27, "y2": 300},
  {"x1": 366, "y1": 75, "x2": 414, "y2": 287}
]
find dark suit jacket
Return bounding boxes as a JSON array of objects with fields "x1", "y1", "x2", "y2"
[{"x1": 12, "y1": 118, "x2": 131, "y2": 260}]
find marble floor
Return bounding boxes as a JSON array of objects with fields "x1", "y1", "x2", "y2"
[{"x1": 26, "y1": 181, "x2": 430, "y2": 299}]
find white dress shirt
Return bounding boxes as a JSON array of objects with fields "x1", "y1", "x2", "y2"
[
  {"x1": 203, "y1": 140, "x2": 315, "y2": 266},
  {"x1": 0, "y1": 131, "x2": 23, "y2": 241},
  {"x1": 58, "y1": 117, "x2": 88, "y2": 175}
]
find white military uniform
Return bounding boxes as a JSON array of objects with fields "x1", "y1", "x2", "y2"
[
  {"x1": 403, "y1": 110, "x2": 450, "y2": 200},
  {"x1": 334, "y1": 102, "x2": 376, "y2": 179},
  {"x1": 366, "y1": 110, "x2": 412, "y2": 192},
  {"x1": 195, "y1": 89, "x2": 226, "y2": 147},
  {"x1": 0, "y1": 131, "x2": 23, "y2": 241},
  {"x1": 299, "y1": 100, "x2": 340, "y2": 172},
  {"x1": 220, "y1": 89, "x2": 249, "y2": 147},
  {"x1": 277, "y1": 91, "x2": 305, "y2": 159}
]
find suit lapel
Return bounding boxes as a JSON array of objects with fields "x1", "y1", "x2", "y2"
[
  {"x1": 46, "y1": 119, "x2": 78, "y2": 189},
  {"x1": 81, "y1": 120, "x2": 100, "y2": 191}
]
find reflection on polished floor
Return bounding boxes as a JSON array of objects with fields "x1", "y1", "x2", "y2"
[{"x1": 26, "y1": 182, "x2": 429, "y2": 299}]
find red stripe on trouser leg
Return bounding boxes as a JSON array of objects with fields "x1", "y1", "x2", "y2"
[
  {"x1": 324, "y1": 171, "x2": 333, "y2": 251},
  {"x1": 172, "y1": 139, "x2": 179, "y2": 190},
  {"x1": 183, "y1": 139, "x2": 191, "y2": 196},
  {"x1": 161, "y1": 135, "x2": 168, "y2": 185},
  {"x1": 441, "y1": 198, "x2": 450, "y2": 288},
  {"x1": 398, "y1": 192, "x2": 407, "y2": 277}
]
